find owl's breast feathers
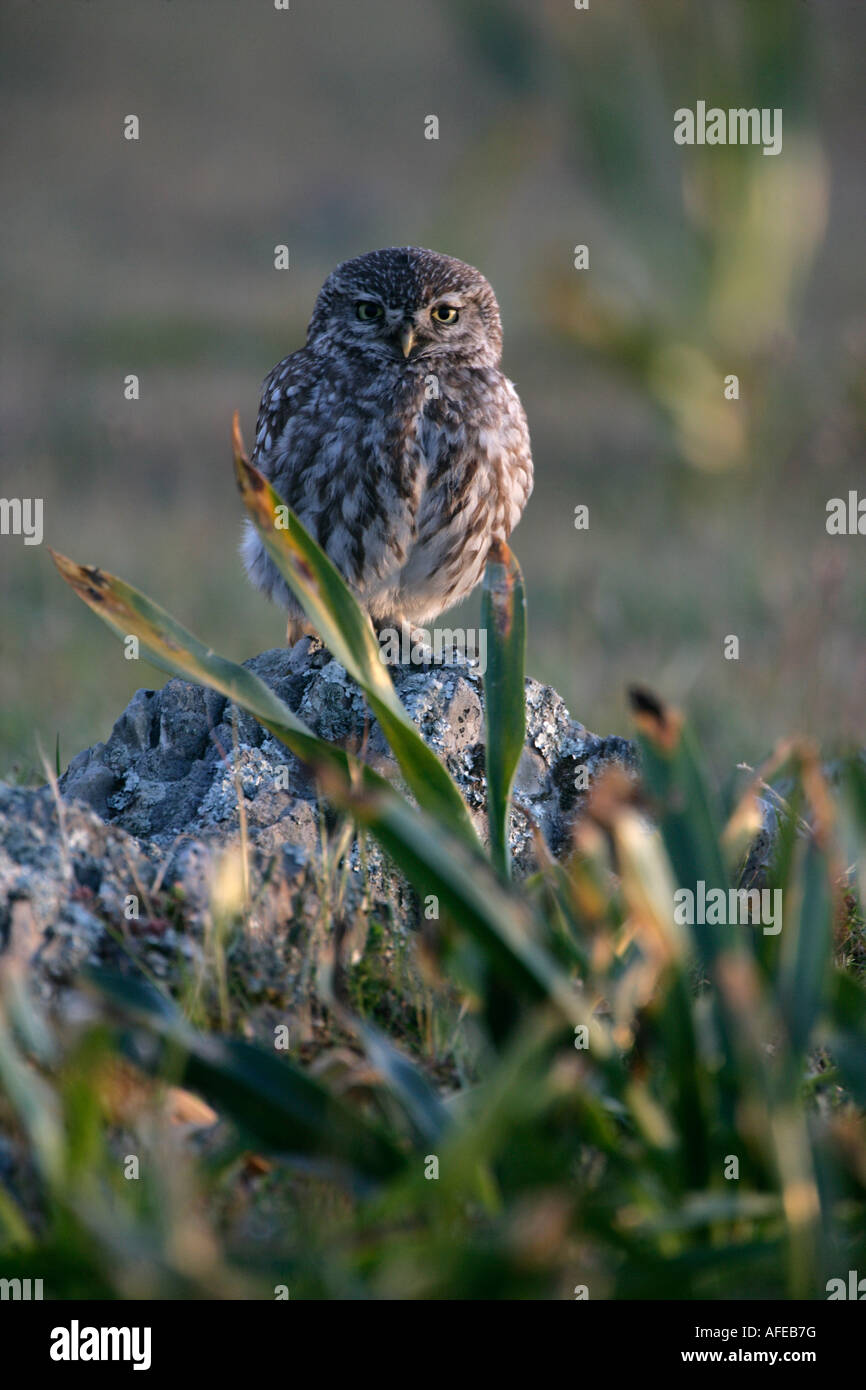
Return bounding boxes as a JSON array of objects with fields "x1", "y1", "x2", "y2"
[{"x1": 245, "y1": 348, "x2": 533, "y2": 625}]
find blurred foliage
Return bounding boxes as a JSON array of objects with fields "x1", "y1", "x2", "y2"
[
  {"x1": 450, "y1": 0, "x2": 828, "y2": 473},
  {"x1": 1, "y1": 466, "x2": 864, "y2": 1300}
]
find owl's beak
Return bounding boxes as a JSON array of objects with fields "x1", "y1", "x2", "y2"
[{"x1": 400, "y1": 324, "x2": 416, "y2": 359}]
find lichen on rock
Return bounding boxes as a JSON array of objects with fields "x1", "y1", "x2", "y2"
[{"x1": 1, "y1": 642, "x2": 637, "y2": 1038}]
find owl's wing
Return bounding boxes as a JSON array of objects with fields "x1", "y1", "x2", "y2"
[
  {"x1": 251, "y1": 348, "x2": 317, "y2": 474},
  {"x1": 242, "y1": 347, "x2": 325, "y2": 611}
]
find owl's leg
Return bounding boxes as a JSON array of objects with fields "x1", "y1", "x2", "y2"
[
  {"x1": 370, "y1": 616, "x2": 396, "y2": 666},
  {"x1": 286, "y1": 616, "x2": 317, "y2": 647}
]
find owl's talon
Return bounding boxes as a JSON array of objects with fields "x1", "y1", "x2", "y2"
[{"x1": 286, "y1": 617, "x2": 318, "y2": 648}]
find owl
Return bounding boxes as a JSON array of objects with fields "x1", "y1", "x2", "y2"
[{"x1": 241, "y1": 246, "x2": 533, "y2": 645}]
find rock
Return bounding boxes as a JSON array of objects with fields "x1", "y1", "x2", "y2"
[
  {"x1": 1, "y1": 642, "x2": 637, "y2": 1039},
  {"x1": 0, "y1": 782, "x2": 158, "y2": 990},
  {"x1": 59, "y1": 641, "x2": 637, "y2": 859}
]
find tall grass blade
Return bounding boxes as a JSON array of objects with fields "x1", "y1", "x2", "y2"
[
  {"x1": 778, "y1": 837, "x2": 832, "y2": 1051},
  {"x1": 481, "y1": 540, "x2": 526, "y2": 879},
  {"x1": 89, "y1": 971, "x2": 407, "y2": 1181}
]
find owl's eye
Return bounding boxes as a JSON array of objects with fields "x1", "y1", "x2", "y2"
[
  {"x1": 355, "y1": 300, "x2": 384, "y2": 322},
  {"x1": 431, "y1": 304, "x2": 459, "y2": 325}
]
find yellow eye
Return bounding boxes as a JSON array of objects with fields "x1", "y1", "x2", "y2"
[
  {"x1": 355, "y1": 300, "x2": 384, "y2": 321},
  {"x1": 432, "y1": 304, "x2": 459, "y2": 324}
]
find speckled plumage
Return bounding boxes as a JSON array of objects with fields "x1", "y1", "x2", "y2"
[{"x1": 241, "y1": 247, "x2": 533, "y2": 637}]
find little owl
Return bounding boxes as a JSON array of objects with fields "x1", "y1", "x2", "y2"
[{"x1": 241, "y1": 246, "x2": 533, "y2": 644}]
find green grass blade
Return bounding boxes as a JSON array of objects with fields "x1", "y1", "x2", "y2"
[
  {"x1": 481, "y1": 540, "x2": 527, "y2": 879},
  {"x1": 356, "y1": 1022, "x2": 451, "y2": 1146},
  {"x1": 629, "y1": 687, "x2": 729, "y2": 963},
  {"x1": 824, "y1": 971, "x2": 866, "y2": 1106},
  {"x1": 332, "y1": 774, "x2": 612, "y2": 1046},
  {"x1": 778, "y1": 837, "x2": 833, "y2": 1051},
  {"x1": 88, "y1": 971, "x2": 407, "y2": 1181},
  {"x1": 49, "y1": 548, "x2": 377, "y2": 787},
  {"x1": 0, "y1": 1011, "x2": 65, "y2": 1189}
]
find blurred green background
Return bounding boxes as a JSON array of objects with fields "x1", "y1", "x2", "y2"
[{"x1": 1, "y1": 0, "x2": 864, "y2": 787}]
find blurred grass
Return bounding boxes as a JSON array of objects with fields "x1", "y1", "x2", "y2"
[{"x1": 4, "y1": 481, "x2": 865, "y2": 1299}]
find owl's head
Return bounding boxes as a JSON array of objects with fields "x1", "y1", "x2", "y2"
[{"x1": 306, "y1": 247, "x2": 504, "y2": 369}]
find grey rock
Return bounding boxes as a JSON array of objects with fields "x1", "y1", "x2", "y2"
[
  {"x1": 58, "y1": 642, "x2": 636, "y2": 861},
  {"x1": 1, "y1": 643, "x2": 637, "y2": 1033}
]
